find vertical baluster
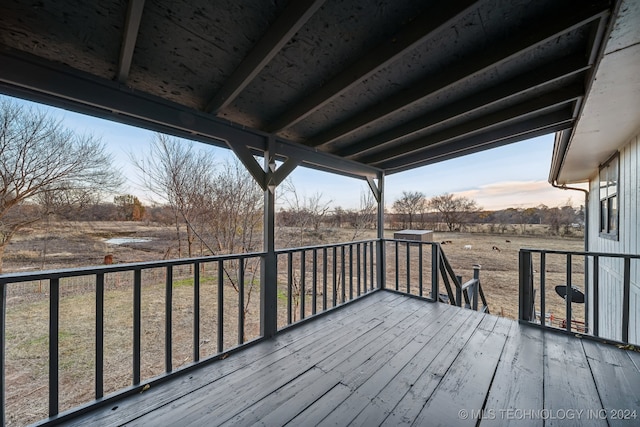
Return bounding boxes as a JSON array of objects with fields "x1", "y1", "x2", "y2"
[
  {"x1": 1, "y1": 282, "x2": 6, "y2": 426},
  {"x1": 95, "y1": 273, "x2": 104, "y2": 398},
  {"x1": 194, "y1": 262, "x2": 200, "y2": 362},
  {"x1": 341, "y1": 246, "x2": 346, "y2": 303},
  {"x1": 362, "y1": 243, "x2": 367, "y2": 294},
  {"x1": 165, "y1": 266, "x2": 173, "y2": 373},
  {"x1": 300, "y1": 251, "x2": 306, "y2": 319},
  {"x1": 395, "y1": 241, "x2": 399, "y2": 291},
  {"x1": 540, "y1": 253, "x2": 546, "y2": 328},
  {"x1": 312, "y1": 249, "x2": 317, "y2": 315},
  {"x1": 133, "y1": 270, "x2": 141, "y2": 385},
  {"x1": 565, "y1": 254, "x2": 572, "y2": 332},
  {"x1": 49, "y1": 278, "x2": 60, "y2": 416},
  {"x1": 357, "y1": 243, "x2": 362, "y2": 297},
  {"x1": 333, "y1": 247, "x2": 338, "y2": 307},
  {"x1": 322, "y1": 248, "x2": 328, "y2": 311},
  {"x1": 238, "y1": 259, "x2": 245, "y2": 345},
  {"x1": 431, "y1": 245, "x2": 439, "y2": 301},
  {"x1": 593, "y1": 256, "x2": 599, "y2": 336},
  {"x1": 418, "y1": 243, "x2": 423, "y2": 297},
  {"x1": 369, "y1": 242, "x2": 380, "y2": 290},
  {"x1": 217, "y1": 260, "x2": 224, "y2": 353},
  {"x1": 406, "y1": 242, "x2": 411, "y2": 294},
  {"x1": 287, "y1": 253, "x2": 293, "y2": 325},
  {"x1": 622, "y1": 257, "x2": 631, "y2": 343},
  {"x1": 349, "y1": 245, "x2": 354, "y2": 300}
]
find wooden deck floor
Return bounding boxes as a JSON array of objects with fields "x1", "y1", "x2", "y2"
[{"x1": 65, "y1": 290, "x2": 640, "y2": 427}]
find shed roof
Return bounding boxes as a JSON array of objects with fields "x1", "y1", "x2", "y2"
[{"x1": 0, "y1": 0, "x2": 616, "y2": 180}]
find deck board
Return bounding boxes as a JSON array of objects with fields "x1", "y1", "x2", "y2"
[{"x1": 62, "y1": 290, "x2": 640, "y2": 427}]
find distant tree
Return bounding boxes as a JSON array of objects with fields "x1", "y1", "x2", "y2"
[
  {"x1": 114, "y1": 194, "x2": 146, "y2": 221},
  {"x1": 392, "y1": 191, "x2": 426, "y2": 229},
  {"x1": 0, "y1": 99, "x2": 122, "y2": 272},
  {"x1": 428, "y1": 193, "x2": 480, "y2": 232}
]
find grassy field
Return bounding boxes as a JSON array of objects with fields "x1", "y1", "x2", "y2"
[{"x1": 1, "y1": 221, "x2": 584, "y2": 426}]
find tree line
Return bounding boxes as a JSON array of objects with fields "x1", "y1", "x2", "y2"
[{"x1": 0, "y1": 99, "x2": 584, "y2": 272}]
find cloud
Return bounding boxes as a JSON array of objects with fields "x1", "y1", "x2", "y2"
[{"x1": 456, "y1": 180, "x2": 587, "y2": 210}]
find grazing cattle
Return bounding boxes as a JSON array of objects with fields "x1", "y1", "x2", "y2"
[
  {"x1": 441, "y1": 241, "x2": 447, "y2": 244},
  {"x1": 103, "y1": 254, "x2": 113, "y2": 265},
  {"x1": 505, "y1": 239, "x2": 511, "y2": 243},
  {"x1": 492, "y1": 246, "x2": 501, "y2": 252},
  {"x1": 446, "y1": 240, "x2": 452, "y2": 244},
  {"x1": 463, "y1": 245, "x2": 472, "y2": 250}
]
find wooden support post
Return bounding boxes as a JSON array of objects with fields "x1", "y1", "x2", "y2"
[
  {"x1": 261, "y1": 145, "x2": 278, "y2": 338},
  {"x1": 519, "y1": 250, "x2": 534, "y2": 321}
]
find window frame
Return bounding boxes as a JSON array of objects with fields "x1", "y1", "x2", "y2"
[{"x1": 598, "y1": 152, "x2": 619, "y2": 240}]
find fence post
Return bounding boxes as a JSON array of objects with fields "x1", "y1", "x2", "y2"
[{"x1": 519, "y1": 250, "x2": 534, "y2": 321}]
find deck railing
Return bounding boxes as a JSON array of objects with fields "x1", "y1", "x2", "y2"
[
  {"x1": 0, "y1": 252, "x2": 265, "y2": 425},
  {"x1": 1, "y1": 238, "x2": 484, "y2": 425},
  {"x1": 519, "y1": 249, "x2": 640, "y2": 344},
  {"x1": 384, "y1": 239, "x2": 489, "y2": 312},
  {"x1": 275, "y1": 240, "x2": 377, "y2": 328}
]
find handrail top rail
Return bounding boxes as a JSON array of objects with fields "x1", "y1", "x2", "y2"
[
  {"x1": 0, "y1": 251, "x2": 267, "y2": 284},
  {"x1": 274, "y1": 239, "x2": 378, "y2": 254},
  {"x1": 383, "y1": 238, "x2": 439, "y2": 245},
  {"x1": 519, "y1": 248, "x2": 640, "y2": 259},
  {"x1": 461, "y1": 278, "x2": 479, "y2": 291}
]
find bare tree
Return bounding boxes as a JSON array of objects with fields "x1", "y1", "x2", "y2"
[
  {"x1": 428, "y1": 193, "x2": 480, "y2": 232},
  {"x1": 348, "y1": 189, "x2": 377, "y2": 239},
  {"x1": 0, "y1": 99, "x2": 122, "y2": 272},
  {"x1": 392, "y1": 191, "x2": 426, "y2": 229},
  {"x1": 280, "y1": 178, "x2": 332, "y2": 244},
  {"x1": 132, "y1": 133, "x2": 216, "y2": 257}
]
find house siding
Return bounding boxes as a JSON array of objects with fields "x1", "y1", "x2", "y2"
[{"x1": 587, "y1": 132, "x2": 640, "y2": 344}]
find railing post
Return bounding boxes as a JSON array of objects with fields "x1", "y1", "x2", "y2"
[
  {"x1": 472, "y1": 265, "x2": 480, "y2": 311},
  {"x1": 519, "y1": 250, "x2": 534, "y2": 321}
]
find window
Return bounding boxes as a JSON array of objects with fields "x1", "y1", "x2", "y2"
[{"x1": 599, "y1": 153, "x2": 618, "y2": 239}]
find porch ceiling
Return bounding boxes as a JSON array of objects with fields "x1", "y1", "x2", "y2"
[{"x1": 0, "y1": 0, "x2": 616, "y2": 179}]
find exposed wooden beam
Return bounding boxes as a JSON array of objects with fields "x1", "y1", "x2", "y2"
[
  {"x1": 266, "y1": 0, "x2": 478, "y2": 132},
  {"x1": 206, "y1": 0, "x2": 326, "y2": 114},
  {"x1": 361, "y1": 85, "x2": 583, "y2": 166},
  {"x1": 381, "y1": 109, "x2": 574, "y2": 173},
  {"x1": 0, "y1": 48, "x2": 380, "y2": 181},
  {"x1": 334, "y1": 55, "x2": 588, "y2": 158},
  {"x1": 306, "y1": 0, "x2": 610, "y2": 148},
  {"x1": 117, "y1": 0, "x2": 146, "y2": 83}
]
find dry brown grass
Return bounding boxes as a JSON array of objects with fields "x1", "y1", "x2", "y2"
[{"x1": 2, "y1": 222, "x2": 585, "y2": 426}]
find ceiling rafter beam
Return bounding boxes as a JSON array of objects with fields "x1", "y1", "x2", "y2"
[
  {"x1": 361, "y1": 84, "x2": 583, "y2": 166},
  {"x1": 336, "y1": 54, "x2": 588, "y2": 159},
  {"x1": 306, "y1": 0, "x2": 610, "y2": 148},
  {"x1": 0, "y1": 48, "x2": 380, "y2": 181},
  {"x1": 382, "y1": 109, "x2": 574, "y2": 174},
  {"x1": 117, "y1": 0, "x2": 146, "y2": 83},
  {"x1": 266, "y1": 0, "x2": 478, "y2": 132},
  {"x1": 206, "y1": 0, "x2": 326, "y2": 114}
]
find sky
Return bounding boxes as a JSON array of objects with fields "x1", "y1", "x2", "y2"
[{"x1": 4, "y1": 94, "x2": 586, "y2": 211}]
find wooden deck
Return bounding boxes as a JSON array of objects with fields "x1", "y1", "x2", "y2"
[{"x1": 64, "y1": 290, "x2": 640, "y2": 427}]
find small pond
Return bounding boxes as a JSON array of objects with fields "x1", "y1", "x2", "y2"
[{"x1": 104, "y1": 237, "x2": 152, "y2": 245}]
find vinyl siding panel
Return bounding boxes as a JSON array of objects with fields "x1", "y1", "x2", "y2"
[{"x1": 587, "y1": 133, "x2": 640, "y2": 344}]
